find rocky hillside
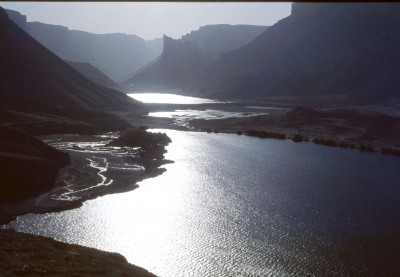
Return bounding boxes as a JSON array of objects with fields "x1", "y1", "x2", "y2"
[
  {"x1": 5, "y1": 9, "x2": 163, "y2": 81},
  {"x1": 199, "y1": 3, "x2": 400, "y2": 104}
]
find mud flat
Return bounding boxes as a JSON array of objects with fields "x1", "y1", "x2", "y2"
[{"x1": 0, "y1": 130, "x2": 172, "y2": 225}]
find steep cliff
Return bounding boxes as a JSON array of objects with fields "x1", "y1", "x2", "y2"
[{"x1": 127, "y1": 35, "x2": 219, "y2": 89}]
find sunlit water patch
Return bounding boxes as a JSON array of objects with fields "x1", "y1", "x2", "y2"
[
  {"x1": 128, "y1": 93, "x2": 217, "y2": 104},
  {"x1": 148, "y1": 109, "x2": 267, "y2": 128},
  {"x1": 4, "y1": 130, "x2": 400, "y2": 276}
]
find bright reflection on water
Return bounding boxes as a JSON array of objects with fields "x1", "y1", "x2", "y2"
[
  {"x1": 128, "y1": 93, "x2": 217, "y2": 104},
  {"x1": 148, "y1": 109, "x2": 268, "y2": 128},
  {"x1": 4, "y1": 130, "x2": 400, "y2": 276}
]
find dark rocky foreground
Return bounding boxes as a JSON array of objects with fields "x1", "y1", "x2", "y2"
[
  {"x1": 0, "y1": 229, "x2": 156, "y2": 277},
  {"x1": 0, "y1": 126, "x2": 70, "y2": 204}
]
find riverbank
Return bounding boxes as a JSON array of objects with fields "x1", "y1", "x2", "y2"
[
  {"x1": 116, "y1": 101, "x2": 400, "y2": 153},
  {"x1": 0, "y1": 229, "x2": 156, "y2": 276},
  {"x1": 0, "y1": 130, "x2": 172, "y2": 226},
  {"x1": 0, "y1": 128, "x2": 172, "y2": 276}
]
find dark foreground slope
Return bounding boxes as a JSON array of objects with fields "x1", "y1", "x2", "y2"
[
  {"x1": 0, "y1": 126, "x2": 70, "y2": 204},
  {"x1": 0, "y1": 229, "x2": 157, "y2": 277},
  {"x1": 200, "y1": 3, "x2": 400, "y2": 104}
]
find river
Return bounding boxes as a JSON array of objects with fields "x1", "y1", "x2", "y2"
[{"x1": 4, "y1": 128, "x2": 400, "y2": 276}]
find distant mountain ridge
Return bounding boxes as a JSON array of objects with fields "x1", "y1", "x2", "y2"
[
  {"x1": 0, "y1": 8, "x2": 133, "y2": 110},
  {"x1": 5, "y1": 9, "x2": 163, "y2": 81},
  {"x1": 0, "y1": 6, "x2": 142, "y2": 136},
  {"x1": 126, "y1": 24, "x2": 269, "y2": 89},
  {"x1": 199, "y1": 3, "x2": 400, "y2": 104},
  {"x1": 181, "y1": 24, "x2": 268, "y2": 53},
  {"x1": 127, "y1": 35, "x2": 219, "y2": 88}
]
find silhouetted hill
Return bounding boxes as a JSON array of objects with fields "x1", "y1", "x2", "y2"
[
  {"x1": 3, "y1": 8, "x2": 27, "y2": 31},
  {"x1": 65, "y1": 60, "x2": 116, "y2": 87},
  {"x1": 0, "y1": 7, "x2": 137, "y2": 110},
  {"x1": 125, "y1": 24, "x2": 268, "y2": 88},
  {"x1": 5, "y1": 9, "x2": 163, "y2": 81},
  {"x1": 200, "y1": 3, "x2": 400, "y2": 104},
  {"x1": 181, "y1": 24, "x2": 268, "y2": 53},
  {"x1": 145, "y1": 37, "x2": 164, "y2": 57},
  {"x1": 127, "y1": 35, "x2": 219, "y2": 89},
  {"x1": 0, "y1": 7, "x2": 143, "y2": 135}
]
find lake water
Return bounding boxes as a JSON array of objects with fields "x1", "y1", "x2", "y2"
[
  {"x1": 4, "y1": 130, "x2": 400, "y2": 276},
  {"x1": 128, "y1": 93, "x2": 217, "y2": 104}
]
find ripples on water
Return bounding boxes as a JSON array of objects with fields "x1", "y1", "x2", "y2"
[{"x1": 4, "y1": 130, "x2": 400, "y2": 276}]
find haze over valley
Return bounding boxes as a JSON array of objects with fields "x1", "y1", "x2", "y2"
[{"x1": 0, "y1": 3, "x2": 400, "y2": 276}]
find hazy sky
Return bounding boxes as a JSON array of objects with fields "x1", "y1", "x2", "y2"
[{"x1": 0, "y1": 2, "x2": 292, "y2": 40}]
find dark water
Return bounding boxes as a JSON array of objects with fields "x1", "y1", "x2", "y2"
[{"x1": 4, "y1": 130, "x2": 400, "y2": 276}]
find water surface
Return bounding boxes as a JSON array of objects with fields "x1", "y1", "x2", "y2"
[
  {"x1": 5, "y1": 130, "x2": 400, "y2": 276},
  {"x1": 128, "y1": 93, "x2": 217, "y2": 104}
]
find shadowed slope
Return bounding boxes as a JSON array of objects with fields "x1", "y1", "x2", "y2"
[
  {"x1": 65, "y1": 60, "x2": 116, "y2": 87},
  {"x1": 0, "y1": 7, "x2": 137, "y2": 110},
  {"x1": 200, "y1": 3, "x2": 400, "y2": 104}
]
